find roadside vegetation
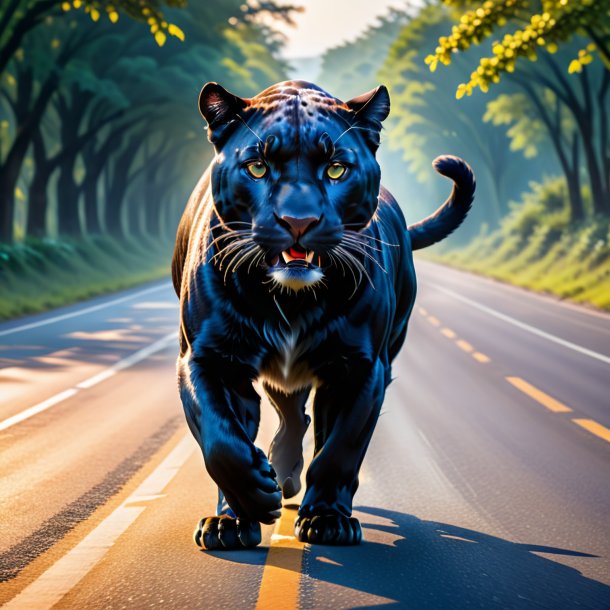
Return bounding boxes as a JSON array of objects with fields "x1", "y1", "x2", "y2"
[
  {"x1": 318, "y1": 0, "x2": 610, "y2": 310},
  {"x1": 0, "y1": 236, "x2": 170, "y2": 319},
  {"x1": 429, "y1": 180, "x2": 610, "y2": 310},
  {"x1": 1, "y1": 0, "x2": 608, "y2": 317},
  {"x1": 0, "y1": 0, "x2": 296, "y2": 318}
]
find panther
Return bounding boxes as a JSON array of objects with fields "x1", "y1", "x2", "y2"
[{"x1": 172, "y1": 80, "x2": 475, "y2": 549}]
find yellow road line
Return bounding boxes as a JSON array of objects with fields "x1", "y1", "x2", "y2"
[
  {"x1": 256, "y1": 506, "x2": 305, "y2": 609},
  {"x1": 572, "y1": 419, "x2": 610, "y2": 443},
  {"x1": 427, "y1": 316, "x2": 441, "y2": 326},
  {"x1": 506, "y1": 377, "x2": 572, "y2": 413},
  {"x1": 441, "y1": 327, "x2": 456, "y2": 339},
  {"x1": 472, "y1": 352, "x2": 490, "y2": 363},
  {"x1": 456, "y1": 339, "x2": 474, "y2": 353}
]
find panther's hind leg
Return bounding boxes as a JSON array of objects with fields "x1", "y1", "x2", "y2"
[{"x1": 264, "y1": 383, "x2": 311, "y2": 499}]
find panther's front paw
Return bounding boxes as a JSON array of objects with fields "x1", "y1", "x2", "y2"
[
  {"x1": 194, "y1": 516, "x2": 261, "y2": 550},
  {"x1": 294, "y1": 515, "x2": 362, "y2": 545}
]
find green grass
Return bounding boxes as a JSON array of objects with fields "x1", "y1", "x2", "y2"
[
  {"x1": 0, "y1": 235, "x2": 173, "y2": 321},
  {"x1": 427, "y1": 179, "x2": 610, "y2": 311}
]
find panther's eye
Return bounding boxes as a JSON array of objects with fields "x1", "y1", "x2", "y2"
[
  {"x1": 246, "y1": 161, "x2": 267, "y2": 179},
  {"x1": 327, "y1": 163, "x2": 347, "y2": 180}
]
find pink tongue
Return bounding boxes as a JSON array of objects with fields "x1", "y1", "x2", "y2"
[{"x1": 289, "y1": 247, "x2": 307, "y2": 259}]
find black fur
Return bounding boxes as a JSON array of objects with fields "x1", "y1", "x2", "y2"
[{"x1": 173, "y1": 80, "x2": 475, "y2": 548}]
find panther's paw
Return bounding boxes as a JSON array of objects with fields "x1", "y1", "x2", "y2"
[
  {"x1": 194, "y1": 516, "x2": 261, "y2": 550},
  {"x1": 294, "y1": 515, "x2": 362, "y2": 545}
]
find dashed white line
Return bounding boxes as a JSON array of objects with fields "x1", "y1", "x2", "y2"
[
  {"x1": 0, "y1": 332, "x2": 177, "y2": 432},
  {"x1": 434, "y1": 285, "x2": 610, "y2": 366},
  {"x1": 0, "y1": 282, "x2": 171, "y2": 338}
]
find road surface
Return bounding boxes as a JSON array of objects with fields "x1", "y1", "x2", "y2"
[{"x1": 0, "y1": 259, "x2": 609, "y2": 609}]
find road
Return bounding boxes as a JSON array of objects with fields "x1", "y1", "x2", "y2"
[{"x1": 0, "y1": 259, "x2": 609, "y2": 609}]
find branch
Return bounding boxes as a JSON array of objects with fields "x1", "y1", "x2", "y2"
[
  {"x1": 584, "y1": 25, "x2": 610, "y2": 66},
  {"x1": 0, "y1": 0, "x2": 60, "y2": 75}
]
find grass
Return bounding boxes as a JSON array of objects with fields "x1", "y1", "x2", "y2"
[
  {"x1": 426, "y1": 178, "x2": 610, "y2": 312},
  {"x1": 0, "y1": 235, "x2": 173, "y2": 321}
]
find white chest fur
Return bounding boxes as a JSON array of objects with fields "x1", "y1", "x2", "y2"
[{"x1": 259, "y1": 330, "x2": 317, "y2": 393}]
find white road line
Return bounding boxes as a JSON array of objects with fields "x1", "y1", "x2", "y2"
[
  {"x1": 0, "y1": 282, "x2": 171, "y2": 338},
  {"x1": 0, "y1": 332, "x2": 177, "y2": 432},
  {"x1": 435, "y1": 285, "x2": 610, "y2": 365},
  {"x1": 2, "y1": 433, "x2": 195, "y2": 610}
]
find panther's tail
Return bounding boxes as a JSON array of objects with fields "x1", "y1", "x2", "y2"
[{"x1": 407, "y1": 155, "x2": 475, "y2": 251}]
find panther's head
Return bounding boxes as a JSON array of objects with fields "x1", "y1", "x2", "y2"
[{"x1": 199, "y1": 80, "x2": 390, "y2": 293}]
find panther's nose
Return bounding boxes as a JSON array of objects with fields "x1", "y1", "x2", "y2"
[{"x1": 277, "y1": 215, "x2": 320, "y2": 240}]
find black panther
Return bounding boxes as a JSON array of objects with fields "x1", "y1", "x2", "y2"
[{"x1": 172, "y1": 80, "x2": 475, "y2": 549}]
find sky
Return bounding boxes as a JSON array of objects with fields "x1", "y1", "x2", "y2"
[{"x1": 274, "y1": 0, "x2": 410, "y2": 59}]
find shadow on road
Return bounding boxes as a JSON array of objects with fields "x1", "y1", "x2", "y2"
[{"x1": 299, "y1": 506, "x2": 610, "y2": 609}]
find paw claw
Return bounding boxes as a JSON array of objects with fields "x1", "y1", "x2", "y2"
[
  {"x1": 194, "y1": 516, "x2": 262, "y2": 550},
  {"x1": 295, "y1": 515, "x2": 362, "y2": 545}
]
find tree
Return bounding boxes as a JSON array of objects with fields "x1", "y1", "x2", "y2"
[
  {"x1": 426, "y1": 1, "x2": 610, "y2": 217},
  {"x1": 0, "y1": 0, "x2": 296, "y2": 243},
  {"x1": 425, "y1": 0, "x2": 610, "y2": 97},
  {"x1": 379, "y1": 4, "x2": 554, "y2": 230},
  {"x1": 0, "y1": 0, "x2": 186, "y2": 78}
]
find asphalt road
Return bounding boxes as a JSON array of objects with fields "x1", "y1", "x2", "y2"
[{"x1": 0, "y1": 259, "x2": 609, "y2": 609}]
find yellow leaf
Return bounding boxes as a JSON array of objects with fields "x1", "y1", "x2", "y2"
[
  {"x1": 15, "y1": 187, "x2": 25, "y2": 200},
  {"x1": 51, "y1": 38, "x2": 60, "y2": 48},
  {"x1": 456, "y1": 88, "x2": 466, "y2": 100},
  {"x1": 90, "y1": 8, "x2": 100, "y2": 21},
  {"x1": 61, "y1": 2, "x2": 71, "y2": 11},
  {"x1": 547, "y1": 42, "x2": 558, "y2": 53},
  {"x1": 108, "y1": 10, "x2": 119, "y2": 23},
  {"x1": 168, "y1": 23, "x2": 185, "y2": 41},
  {"x1": 568, "y1": 59, "x2": 582, "y2": 73},
  {"x1": 154, "y1": 30, "x2": 166, "y2": 47},
  {"x1": 73, "y1": 0, "x2": 82, "y2": 7}
]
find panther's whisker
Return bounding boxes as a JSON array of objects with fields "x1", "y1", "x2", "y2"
[
  {"x1": 231, "y1": 244, "x2": 261, "y2": 274},
  {"x1": 342, "y1": 234, "x2": 383, "y2": 253},
  {"x1": 343, "y1": 227, "x2": 399, "y2": 247},
  {"x1": 213, "y1": 240, "x2": 251, "y2": 266},
  {"x1": 336, "y1": 245, "x2": 375, "y2": 291},
  {"x1": 341, "y1": 240, "x2": 387, "y2": 274},
  {"x1": 205, "y1": 230, "x2": 253, "y2": 255},
  {"x1": 247, "y1": 250, "x2": 265, "y2": 275},
  {"x1": 328, "y1": 251, "x2": 346, "y2": 277},
  {"x1": 224, "y1": 243, "x2": 257, "y2": 283},
  {"x1": 332, "y1": 247, "x2": 361, "y2": 297},
  {"x1": 215, "y1": 238, "x2": 254, "y2": 267},
  {"x1": 235, "y1": 114, "x2": 264, "y2": 146}
]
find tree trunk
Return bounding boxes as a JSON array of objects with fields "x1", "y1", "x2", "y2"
[
  {"x1": 27, "y1": 130, "x2": 53, "y2": 238},
  {"x1": 105, "y1": 140, "x2": 140, "y2": 238},
  {"x1": 57, "y1": 151, "x2": 82, "y2": 237},
  {"x1": 0, "y1": 68, "x2": 59, "y2": 242}
]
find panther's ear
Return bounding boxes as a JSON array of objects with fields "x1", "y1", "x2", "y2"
[
  {"x1": 345, "y1": 85, "x2": 390, "y2": 126},
  {"x1": 199, "y1": 82, "x2": 248, "y2": 147}
]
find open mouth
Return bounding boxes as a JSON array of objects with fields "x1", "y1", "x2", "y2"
[
  {"x1": 267, "y1": 244, "x2": 324, "y2": 291},
  {"x1": 269, "y1": 245, "x2": 322, "y2": 268}
]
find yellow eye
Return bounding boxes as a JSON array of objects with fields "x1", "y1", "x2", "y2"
[
  {"x1": 327, "y1": 163, "x2": 346, "y2": 180},
  {"x1": 246, "y1": 161, "x2": 267, "y2": 179}
]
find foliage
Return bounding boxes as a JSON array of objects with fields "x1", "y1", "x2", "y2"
[
  {"x1": 378, "y1": 3, "x2": 555, "y2": 232},
  {"x1": 427, "y1": 177, "x2": 610, "y2": 310},
  {"x1": 0, "y1": 0, "x2": 293, "y2": 246},
  {"x1": 0, "y1": 235, "x2": 170, "y2": 319},
  {"x1": 58, "y1": 0, "x2": 187, "y2": 46},
  {"x1": 424, "y1": 0, "x2": 610, "y2": 97}
]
